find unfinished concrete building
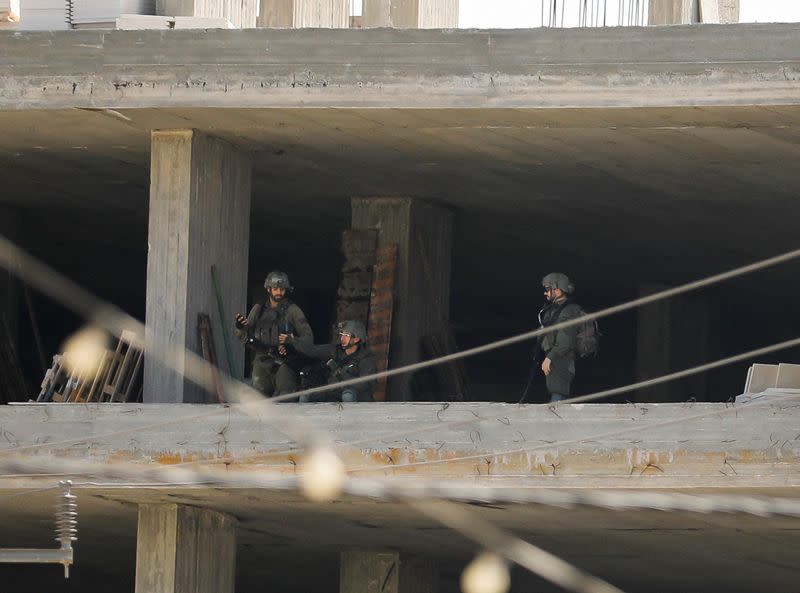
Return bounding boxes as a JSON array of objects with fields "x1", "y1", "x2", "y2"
[{"x1": 1, "y1": 0, "x2": 800, "y2": 591}]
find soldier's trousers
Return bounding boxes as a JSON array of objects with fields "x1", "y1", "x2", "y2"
[
  {"x1": 251, "y1": 357, "x2": 298, "y2": 397},
  {"x1": 545, "y1": 357, "x2": 575, "y2": 403}
]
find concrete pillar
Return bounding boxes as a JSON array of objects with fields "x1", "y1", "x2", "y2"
[
  {"x1": 145, "y1": 130, "x2": 251, "y2": 403},
  {"x1": 258, "y1": 0, "x2": 349, "y2": 27},
  {"x1": 341, "y1": 551, "x2": 438, "y2": 593},
  {"x1": 648, "y1": 0, "x2": 698, "y2": 24},
  {"x1": 648, "y1": 0, "x2": 737, "y2": 24},
  {"x1": 636, "y1": 285, "x2": 714, "y2": 402},
  {"x1": 135, "y1": 504, "x2": 237, "y2": 593},
  {"x1": 157, "y1": 0, "x2": 258, "y2": 28},
  {"x1": 351, "y1": 198, "x2": 453, "y2": 401},
  {"x1": 362, "y1": 0, "x2": 458, "y2": 28}
]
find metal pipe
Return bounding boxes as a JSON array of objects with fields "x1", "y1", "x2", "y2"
[{"x1": 0, "y1": 548, "x2": 73, "y2": 565}]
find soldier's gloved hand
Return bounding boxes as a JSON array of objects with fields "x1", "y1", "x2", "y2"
[
  {"x1": 278, "y1": 345, "x2": 288, "y2": 356},
  {"x1": 234, "y1": 313, "x2": 248, "y2": 329}
]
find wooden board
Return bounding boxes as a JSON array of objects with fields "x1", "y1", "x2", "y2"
[{"x1": 367, "y1": 244, "x2": 397, "y2": 402}]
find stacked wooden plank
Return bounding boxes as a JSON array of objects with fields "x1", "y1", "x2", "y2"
[
  {"x1": 334, "y1": 229, "x2": 378, "y2": 334},
  {"x1": 366, "y1": 244, "x2": 397, "y2": 402},
  {"x1": 37, "y1": 330, "x2": 144, "y2": 403},
  {"x1": 333, "y1": 230, "x2": 399, "y2": 401}
]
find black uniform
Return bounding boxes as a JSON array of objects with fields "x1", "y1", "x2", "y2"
[
  {"x1": 291, "y1": 339, "x2": 377, "y2": 402},
  {"x1": 538, "y1": 299, "x2": 581, "y2": 401}
]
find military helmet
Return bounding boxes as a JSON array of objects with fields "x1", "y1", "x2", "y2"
[
  {"x1": 264, "y1": 270, "x2": 292, "y2": 291},
  {"x1": 542, "y1": 272, "x2": 574, "y2": 294},
  {"x1": 338, "y1": 320, "x2": 368, "y2": 342}
]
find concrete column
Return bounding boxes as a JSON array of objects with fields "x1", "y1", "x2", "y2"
[
  {"x1": 258, "y1": 0, "x2": 349, "y2": 27},
  {"x1": 362, "y1": 0, "x2": 458, "y2": 28},
  {"x1": 157, "y1": 0, "x2": 258, "y2": 27},
  {"x1": 341, "y1": 551, "x2": 438, "y2": 593},
  {"x1": 636, "y1": 285, "x2": 714, "y2": 402},
  {"x1": 135, "y1": 504, "x2": 237, "y2": 593},
  {"x1": 145, "y1": 130, "x2": 251, "y2": 403},
  {"x1": 648, "y1": 0, "x2": 698, "y2": 24},
  {"x1": 649, "y1": 0, "x2": 737, "y2": 24},
  {"x1": 351, "y1": 198, "x2": 453, "y2": 401}
]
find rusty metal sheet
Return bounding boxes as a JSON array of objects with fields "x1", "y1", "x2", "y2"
[{"x1": 368, "y1": 244, "x2": 397, "y2": 402}]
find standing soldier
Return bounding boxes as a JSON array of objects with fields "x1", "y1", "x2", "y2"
[
  {"x1": 234, "y1": 270, "x2": 313, "y2": 397},
  {"x1": 280, "y1": 320, "x2": 376, "y2": 402},
  {"x1": 536, "y1": 272, "x2": 581, "y2": 403}
]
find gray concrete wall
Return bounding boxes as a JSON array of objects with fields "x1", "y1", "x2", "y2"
[
  {"x1": 1, "y1": 25, "x2": 798, "y2": 110},
  {"x1": 145, "y1": 130, "x2": 251, "y2": 403}
]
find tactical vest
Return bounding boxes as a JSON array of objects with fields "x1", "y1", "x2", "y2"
[{"x1": 253, "y1": 299, "x2": 295, "y2": 347}]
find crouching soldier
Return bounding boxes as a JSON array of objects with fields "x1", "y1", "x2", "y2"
[{"x1": 280, "y1": 320, "x2": 376, "y2": 402}]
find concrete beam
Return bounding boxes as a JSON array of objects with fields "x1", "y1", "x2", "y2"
[
  {"x1": 341, "y1": 551, "x2": 438, "y2": 593},
  {"x1": 2, "y1": 25, "x2": 797, "y2": 110},
  {"x1": 258, "y1": 0, "x2": 349, "y2": 28},
  {"x1": 145, "y1": 130, "x2": 251, "y2": 403},
  {"x1": 362, "y1": 0, "x2": 458, "y2": 28},
  {"x1": 135, "y1": 504, "x2": 237, "y2": 593},
  {"x1": 1, "y1": 401, "x2": 799, "y2": 488},
  {"x1": 351, "y1": 198, "x2": 452, "y2": 401}
]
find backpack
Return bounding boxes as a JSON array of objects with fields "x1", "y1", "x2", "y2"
[{"x1": 572, "y1": 305, "x2": 600, "y2": 358}]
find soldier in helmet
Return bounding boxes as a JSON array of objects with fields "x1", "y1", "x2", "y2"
[
  {"x1": 280, "y1": 320, "x2": 376, "y2": 402},
  {"x1": 535, "y1": 272, "x2": 582, "y2": 403},
  {"x1": 234, "y1": 270, "x2": 313, "y2": 397}
]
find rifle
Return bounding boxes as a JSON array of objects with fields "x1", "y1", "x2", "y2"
[{"x1": 519, "y1": 341, "x2": 543, "y2": 404}]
